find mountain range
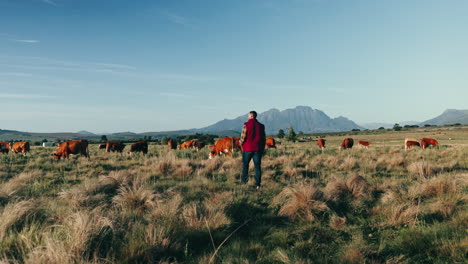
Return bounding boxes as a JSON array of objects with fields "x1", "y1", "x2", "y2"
[
  {"x1": 1, "y1": 107, "x2": 467, "y2": 141},
  {"x1": 360, "y1": 109, "x2": 468, "y2": 129},
  {"x1": 420, "y1": 109, "x2": 468, "y2": 126},
  {"x1": 195, "y1": 106, "x2": 362, "y2": 134}
]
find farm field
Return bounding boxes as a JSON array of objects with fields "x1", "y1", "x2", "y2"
[{"x1": 0, "y1": 127, "x2": 467, "y2": 263}]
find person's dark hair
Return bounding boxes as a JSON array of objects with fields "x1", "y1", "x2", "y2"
[{"x1": 249, "y1": 111, "x2": 257, "y2": 119}]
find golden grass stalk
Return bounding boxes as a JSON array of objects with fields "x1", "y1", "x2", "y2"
[
  {"x1": 0, "y1": 200, "x2": 41, "y2": 240},
  {"x1": 272, "y1": 182, "x2": 328, "y2": 221},
  {"x1": 0, "y1": 170, "x2": 42, "y2": 197},
  {"x1": 112, "y1": 184, "x2": 156, "y2": 215}
]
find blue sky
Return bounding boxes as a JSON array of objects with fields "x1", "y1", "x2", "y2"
[{"x1": 1, "y1": 0, "x2": 467, "y2": 133}]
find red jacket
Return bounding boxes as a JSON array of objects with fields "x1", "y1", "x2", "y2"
[{"x1": 241, "y1": 119, "x2": 266, "y2": 152}]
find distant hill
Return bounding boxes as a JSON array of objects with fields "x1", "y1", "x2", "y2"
[
  {"x1": 421, "y1": 109, "x2": 468, "y2": 126},
  {"x1": 196, "y1": 106, "x2": 363, "y2": 134},
  {"x1": 77, "y1": 130, "x2": 96, "y2": 135},
  {"x1": 359, "y1": 123, "x2": 393, "y2": 129},
  {"x1": 5, "y1": 107, "x2": 465, "y2": 142}
]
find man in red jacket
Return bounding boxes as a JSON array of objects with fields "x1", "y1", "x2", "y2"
[{"x1": 239, "y1": 111, "x2": 266, "y2": 189}]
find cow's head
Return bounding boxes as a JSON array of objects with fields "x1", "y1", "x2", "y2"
[
  {"x1": 209, "y1": 149, "x2": 218, "y2": 159},
  {"x1": 52, "y1": 153, "x2": 61, "y2": 160}
]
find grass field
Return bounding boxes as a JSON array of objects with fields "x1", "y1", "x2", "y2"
[{"x1": 0, "y1": 126, "x2": 467, "y2": 263}]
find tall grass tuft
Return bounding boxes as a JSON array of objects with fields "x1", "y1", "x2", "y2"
[
  {"x1": 112, "y1": 184, "x2": 156, "y2": 215},
  {"x1": 272, "y1": 182, "x2": 328, "y2": 221},
  {"x1": 0, "y1": 200, "x2": 42, "y2": 241},
  {"x1": 407, "y1": 161, "x2": 436, "y2": 178},
  {"x1": 65, "y1": 210, "x2": 113, "y2": 260}
]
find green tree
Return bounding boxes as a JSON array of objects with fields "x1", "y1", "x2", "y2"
[
  {"x1": 286, "y1": 127, "x2": 297, "y2": 142},
  {"x1": 393, "y1": 123, "x2": 402, "y2": 131},
  {"x1": 101, "y1": 135, "x2": 108, "y2": 142},
  {"x1": 161, "y1": 136, "x2": 169, "y2": 145},
  {"x1": 278, "y1": 129, "x2": 285, "y2": 138}
]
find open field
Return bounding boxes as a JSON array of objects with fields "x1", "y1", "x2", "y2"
[{"x1": 0, "y1": 127, "x2": 467, "y2": 263}]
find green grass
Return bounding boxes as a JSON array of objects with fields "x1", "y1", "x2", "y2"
[{"x1": 0, "y1": 126, "x2": 467, "y2": 263}]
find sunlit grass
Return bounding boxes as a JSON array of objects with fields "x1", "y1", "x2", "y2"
[{"x1": 0, "y1": 127, "x2": 467, "y2": 263}]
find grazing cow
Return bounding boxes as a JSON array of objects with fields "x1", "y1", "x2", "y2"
[
  {"x1": 167, "y1": 139, "x2": 177, "y2": 150},
  {"x1": 106, "y1": 141, "x2": 126, "y2": 153},
  {"x1": 317, "y1": 138, "x2": 326, "y2": 149},
  {"x1": 0, "y1": 142, "x2": 10, "y2": 154},
  {"x1": 11, "y1": 141, "x2": 30, "y2": 155},
  {"x1": 129, "y1": 141, "x2": 148, "y2": 155},
  {"x1": 265, "y1": 137, "x2": 276, "y2": 149},
  {"x1": 358, "y1": 141, "x2": 371, "y2": 148},
  {"x1": 98, "y1": 144, "x2": 107, "y2": 150},
  {"x1": 405, "y1": 138, "x2": 420, "y2": 150},
  {"x1": 421, "y1": 138, "x2": 439, "y2": 149},
  {"x1": 340, "y1": 138, "x2": 354, "y2": 149},
  {"x1": 193, "y1": 141, "x2": 205, "y2": 150},
  {"x1": 53, "y1": 140, "x2": 89, "y2": 160},
  {"x1": 209, "y1": 137, "x2": 241, "y2": 159},
  {"x1": 179, "y1": 140, "x2": 196, "y2": 150}
]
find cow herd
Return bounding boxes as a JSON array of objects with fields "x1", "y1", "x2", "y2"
[
  {"x1": 0, "y1": 136, "x2": 439, "y2": 160},
  {"x1": 0, "y1": 139, "x2": 148, "y2": 159},
  {"x1": 315, "y1": 137, "x2": 438, "y2": 151},
  {"x1": 404, "y1": 137, "x2": 439, "y2": 150}
]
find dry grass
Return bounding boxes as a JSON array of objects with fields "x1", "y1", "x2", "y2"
[
  {"x1": 65, "y1": 210, "x2": 113, "y2": 258},
  {"x1": 272, "y1": 182, "x2": 328, "y2": 221},
  {"x1": 0, "y1": 126, "x2": 466, "y2": 263},
  {"x1": 182, "y1": 192, "x2": 233, "y2": 229},
  {"x1": 329, "y1": 214, "x2": 347, "y2": 230},
  {"x1": 407, "y1": 161, "x2": 437, "y2": 178},
  {"x1": 324, "y1": 174, "x2": 370, "y2": 201},
  {"x1": 112, "y1": 184, "x2": 156, "y2": 215},
  {"x1": 0, "y1": 200, "x2": 42, "y2": 241},
  {"x1": 0, "y1": 170, "x2": 42, "y2": 198},
  {"x1": 340, "y1": 156, "x2": 359, "y2": 170}
]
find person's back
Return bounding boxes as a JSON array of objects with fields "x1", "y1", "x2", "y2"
[
  {"x1": 242, "y1": 118, "x2": 266, "y2": 152},
  {"x1": 240, "y1": 111, "x2": 266, "y2": 189}
]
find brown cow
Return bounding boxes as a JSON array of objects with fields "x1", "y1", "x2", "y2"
[
  {"x1": 209, "y1": 137, "x2": 241, "y2": 159},
  {"x1": 340, "y1": 138, "x2": 354, "y2": 149},
  {"x1": 317, "y1": 138, "x2": 326, "y2": 149},
  {"x1": 405, "y1": 138, "x2": 420, "y2": 150},
  {"x1": 0, "y1": 142, "x2": 10, "y2": 154},
  {"x1": 193, "y1": 141, "x2": 205, "y2": 150},
  {"x1": 265, "y1": 137, "x2": 276, "y2": 149},
  {"x1": 179, "y1": 140, "x2": 196, "y2": 150},
  {"x1": 53, "y1": 140, "x2": 89, "y2": 160},
  {"x1": 129, "y1": 141, "x2": 148, "y2": 155},
  {"x1": 106, "y1": 141, "x2": 126, "y2": 153},
  {"x1": 167, "y1": 139, "x2": 177, "y2": 150},
  {"x1": 358, "y1": 141, "x2": 371, "y2": 148},
  {"x1": 421, "y1": 138, "x2": 439, "y2": 149},
  {"x1": 11, "y1": 141, "x2": 30, "y2": 155}
]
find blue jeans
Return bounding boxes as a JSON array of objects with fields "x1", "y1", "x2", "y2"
[{"x1": 241, "y1": 151, "x2": 263, "y2": 186}]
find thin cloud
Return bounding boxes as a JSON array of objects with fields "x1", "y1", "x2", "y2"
[
  {"x1": 160, "y1": 92, "x2": 189, "y2": 98},
  {"x1": 166, "y1": 12, "x2": 188, "y2": 26},
  {"x1": 0, "y1": 93, "x2": 56, "y2": 99},
  {"x1": 156, "y1": 9, "x2": 194, "y2": 28},
  {"x1": 41, "y1": 0, "x2": 57, "y2": 6},
  {"x1": 0, "y1": 72, "x2": 33, "y2": 77},
  {"x1": 0, "y1": 55, "x2": 138, "y2": 75},
  {"x1": 9, "y1": 39, "x2": 40, "y2": 43},
  {"x1": 95, "y1": 63, "x2": 137, "y2": 70}
]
